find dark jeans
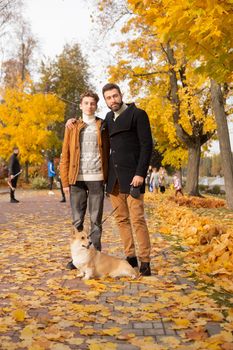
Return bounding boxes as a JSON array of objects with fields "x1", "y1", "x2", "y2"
[
  {"x1": 10, "y1": 176, "x2": 18, "y2": 199},
  {"x1": 70, "y1": 181, "x2": 104, "y2": 251},
  {"x1": 48, "y1": 177, "x2": 54, "y2": 190},
  {"x1": 58, "y1": 178, "x2": 66, "y2": 200}
]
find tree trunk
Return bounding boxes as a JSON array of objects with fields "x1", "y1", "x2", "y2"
[
  {"x1": 24, "y1": 161, "x2": 29, "y2": 183},
  {"x1": 185, "y1": 142, "x2": 201, "y2": 196},
  {"x1": 176, "y1": 168, "x2": 182, "y2": 185},
  {"x1": 211, "y1": 79, "x2": 233, "y2": 209}
]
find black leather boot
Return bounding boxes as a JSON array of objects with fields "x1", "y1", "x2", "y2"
[
  {"x1": 140, "y1": 262, "x2": 151, "y2": 276},
  {"x1": 126, "y1": 256, "x2": 138, "y2": 268},
  {"x1": 10, "y1": 198, "x2": 19, "y2": 203}
]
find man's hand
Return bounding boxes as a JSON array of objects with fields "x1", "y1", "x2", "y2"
[
  {"x1": 63, "y1": 187, "x2": 70, "y2": 196},
  {"x1": 10, "y1": 175, "x2": 14, "y2": 179},
  {"x1": 130, "y1": 175, "x2": 144, "y2": 187},
  {"x1": 65, "y1": 118, "x2": 76, "y2": 129}
]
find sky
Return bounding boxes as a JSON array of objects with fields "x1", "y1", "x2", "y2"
[
  {"x1": 23, "y1": 0, "x2": 114, "y2": 112},
  {"x1": 23, "y1": 0, "x2": 232, "y2": 154},
  {"x1": 24, "y1": 0, "x2": 93, "y2": 58}
]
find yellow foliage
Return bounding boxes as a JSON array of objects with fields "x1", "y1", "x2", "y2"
[
  {"x1": 99, "y1": 0, "x2": 217, "y2": 168},
  {"x1": 128, "y1": 0, "x2": 233, "y2": 82},
  {"x1": 0, "y1": 81, "x2": 65, "y2": 166}
]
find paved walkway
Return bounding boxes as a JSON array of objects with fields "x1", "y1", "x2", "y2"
[{"x1": 0, "y1": 189, "x2": 230, "y2": 350}]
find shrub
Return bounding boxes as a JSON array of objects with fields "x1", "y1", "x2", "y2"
[
  {"x1": 31, "y1": 176, "x2": 48, "y2": 189},
  {"x1": 211, "y1": 185, "x2": 221, "y2": 195},
  {"x1": 199, "y1": 184, "x2": 208, "y2": 192}
]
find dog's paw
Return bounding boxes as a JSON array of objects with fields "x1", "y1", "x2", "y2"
[
  {"x1": 82, "y1": 275, "x2": 91, "y2": 280},
  {"x1": 76, "y1": 272, "x2": 84, "y2": 278}
]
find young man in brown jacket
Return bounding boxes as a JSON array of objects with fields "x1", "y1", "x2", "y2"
[{"x1": 60, "y1": 91, "x2": 109, "y2": 269}]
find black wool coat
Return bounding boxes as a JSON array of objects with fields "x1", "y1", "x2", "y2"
[
  {"x1": 105, "y1": 103, "x2": 153, "y2": 194},
  {"x1": 8, "y1": 154, "x2": 21, "y2": 176}
]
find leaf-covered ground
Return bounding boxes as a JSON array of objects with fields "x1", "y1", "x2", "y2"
[{"x1": 0, "y1": 189, "x2": 233, "y2": 350}]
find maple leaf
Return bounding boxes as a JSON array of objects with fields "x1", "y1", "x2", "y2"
[
  {"x1": 66, "y1": 338, "x2": 84, "y2": 345},
  {"x1": 80, "y1": 328, "x2": 96, "y2": 336},
  {"x1": 172, "y1": 318, "x2": 190, "y2": 329},
  {"x1": 185, "y1": 326, "x2": 208, "y2": 340},
  {"x1": 101, "y1": 327, "x2": 121, "y2": 336},
  {"x1": 12, "y1": 309, "x2": 26, "y2": 322},
  {"x1": 20, "y1": 326, "x2": 34, "y2": 340}
]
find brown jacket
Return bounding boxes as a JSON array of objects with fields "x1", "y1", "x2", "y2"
[{"x1": 60, "y1": 118, "x2": 109, "y2": 188}]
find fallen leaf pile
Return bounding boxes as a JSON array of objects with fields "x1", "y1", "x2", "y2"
[
  {"x1": 145, "y1": 192, "x2": 233, "y2": 293},
  {"x1": 0, "y1": 190, "x2": 233, "y2": 350},
  {"x1": 169, "y1": 195, "x2": 226, "y2": 209}
]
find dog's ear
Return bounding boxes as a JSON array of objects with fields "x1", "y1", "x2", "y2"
[
  {"x1": 83, "y1": 223, "x2": 89, "y2": 233},
  {"x1": 71, "y1": 226, "x2": 78, "y2": 238}
]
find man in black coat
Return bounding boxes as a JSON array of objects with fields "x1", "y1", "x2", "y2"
[
  {"x1": 8, "y1": 147, "x2": 21, "y2": 203},
  {"x1": 102, "y1": 83, "x2": 153, "y2": 276}
]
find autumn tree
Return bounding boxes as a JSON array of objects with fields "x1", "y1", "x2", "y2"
[
  {"x1": 0, "y1": 0, "x2": 21, "y2": 37},
  {"x1": 124, "y1": 0, "x2": 233, "y2": 207},
  {"x1": 96, "y1": 0, "x2": 216, "y2": 195},
  {"x1": 39, "y1": 43, "x2": 91, "y2": 123},
  {"x1": 0, "y1": 80, "x2": 65, "y2": 181},
  {"x1": 2, "y1": 20, "x2": 37, "y2": 87}
]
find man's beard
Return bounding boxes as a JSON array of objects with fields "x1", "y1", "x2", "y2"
[{"x1": 109, "y1": 101, "x2": 123, "y2": 112}]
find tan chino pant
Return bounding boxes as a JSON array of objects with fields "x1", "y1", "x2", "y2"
[{"x1": 110, "y1": 184, "x2": 151, "y2": 262}]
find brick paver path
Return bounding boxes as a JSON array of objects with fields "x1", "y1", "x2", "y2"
[{"x1": 0, "y1": 189, "x2": 228, "y2": 350}]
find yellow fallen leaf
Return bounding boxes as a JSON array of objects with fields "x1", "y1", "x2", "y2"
[
  {"x1": 159, "y1": 226, "x2": 171, "y2": 234},
  {"x1": 89, "y1": 342, "x2": 117, "y2": 350},
  {"x1": 66, "y1": 338, "x2": 84, "y2": 345},
  {"x1": 12, "y1": 309, "x2": 26, "y2": 322},
  {"x1": 20, "y1": 326, "x2": 34, "y2": 340},
  {"x1": 80, "y1": 328, "x2": 96, "y2": 336},
  {"x1": 101, "y1": 327, "x2": 121, "y2": 336},
  {"x1": 172, "y1": 318, "x2": 190, "y2": 329},
  {"x1": 50, "y1": 344, "x2": 70, "y2": 350},
  {"x1": 160, "y1": 336, "x2": 181, "y2": 347}
]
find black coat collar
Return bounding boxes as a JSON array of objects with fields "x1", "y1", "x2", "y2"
[{"x1": 107, "y1": 103, "x2": 136, "y2": 136}]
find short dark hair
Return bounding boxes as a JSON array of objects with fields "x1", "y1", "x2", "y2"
[
  {"x1": 80, "y1": 91, "x2": 99, "y2": 104},
  {"x1": 13, "y1": 147, "x2": 19, "y2": 151},
  {"x1": 102, "y1": 83, "x2": 121, "y2": 96}
]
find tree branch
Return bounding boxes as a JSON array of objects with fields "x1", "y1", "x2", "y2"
[{"x1": 132, "y1": 70, "x2": 168, "y2": 77}]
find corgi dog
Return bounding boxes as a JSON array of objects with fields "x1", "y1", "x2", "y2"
[{"x1": 70, "y1": 227, "x2": 138, "y2": 280}]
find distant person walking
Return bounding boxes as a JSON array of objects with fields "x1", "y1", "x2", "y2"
[
  {"x1": 48, "y1": 159, "x2": 56, "y2": 195},
  {"x1": 8, "y1": 147, "x2": 21, "y2": 203},
  {"x1": 150, "y1": 167, "x2": 159, "y2": 193},
  {"x1": 158, "y1": 166, "x2": 167, "y2": 193},
  {"x1": 173, "y1": 173, "x2": 183, "y2": 196}
]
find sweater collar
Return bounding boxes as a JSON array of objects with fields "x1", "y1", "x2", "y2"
[
  {"x1": 82, "y1": 113, "x2": 96, "y2": 125},
  {"x1": 113, "y1": 102, "x2": 128, "y2": 120}
]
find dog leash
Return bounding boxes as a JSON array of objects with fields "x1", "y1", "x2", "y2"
[
  {"x1": 101, "y1": 206, "x2": 119, "y2": 225},
  {"x1": 85, "y1": 205, "x2": 119, "y2": 241}
]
